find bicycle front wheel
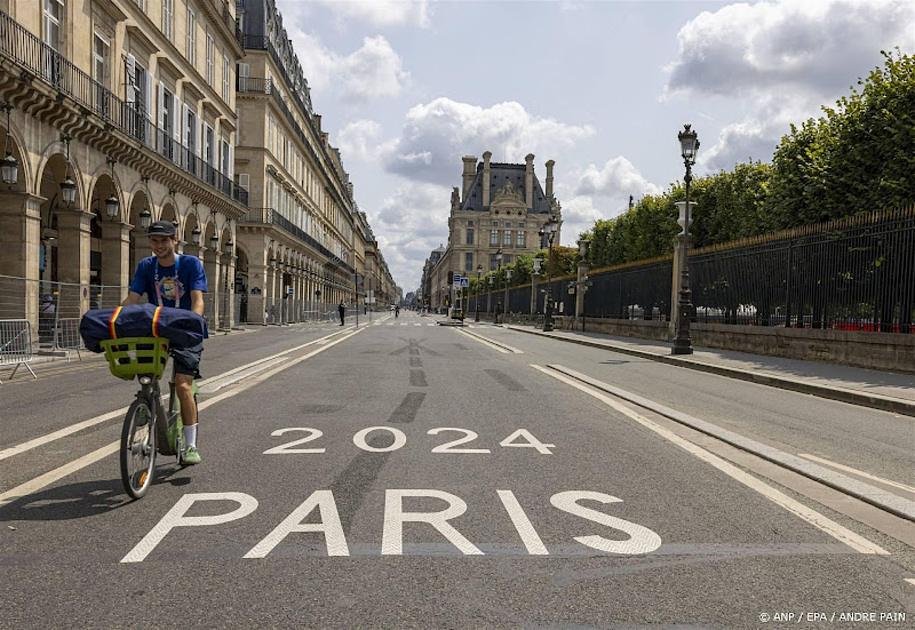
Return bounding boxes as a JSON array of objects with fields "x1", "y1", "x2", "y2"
[{"x1": 120, "y1": 397, "x2": 156, "y2": 499}]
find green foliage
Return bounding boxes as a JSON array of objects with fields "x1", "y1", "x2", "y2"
[
  {"x1": 581, "y1": 49, "x2": 915, "y2": 266},
  {"x1": 767, "y1": 48, "x2": 915, "y2": 223}
]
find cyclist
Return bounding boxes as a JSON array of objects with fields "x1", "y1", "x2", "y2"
[{"x1": 123, "y1": 220, "x2": 207, "y2": 465}]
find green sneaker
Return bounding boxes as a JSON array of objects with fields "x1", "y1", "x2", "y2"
[{"x1": 182, "y1": 445, "x2": 201, "y2": 466}]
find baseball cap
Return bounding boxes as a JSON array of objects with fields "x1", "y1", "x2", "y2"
[{"x1": 147, "y1": 220, "x2": 177, "y2": 237}]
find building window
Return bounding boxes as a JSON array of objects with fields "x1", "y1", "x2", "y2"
[
  {"x1": 504, "y1": 255, "x2": 512, "y2": 265},
  {"x1": 516, "y1": 230, "x2": 525, "y2": 248},
  {"x1": 465, "y1": 253, "x2": 473, "y2": 271},
  {"x1": 162, "y1": 0, "x2": 174, "y2": 40},
  {"x1": 466, "y1": 227, "x2": 474, "y2": 245},
  {"x1": 206, "y1": 30, "x2": 214, "y2": 85},
  {"x1": 186, "y1": 6, "x2": 196, "y2": 66},
  {"x1": 43, "y1": 0, "x2": 63, "y2": 50},
  {"x1": 490, "y1": 229, "x2": 498, "y2": 246},
  {"x1": 222, "y1": 52, "x2": 230, "y2": 102},
  {"x1": 503, "y1": 230, "x2": 512, "y2": 246},
  {"x1": 489, "y1": 254, "x2": 499, "y2": 271}
]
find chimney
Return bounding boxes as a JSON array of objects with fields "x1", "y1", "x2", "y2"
[
  {"x1": 314, "y1": 114, "x2": 322, "y2": 131},
  {"x1": 461, "y1": 155, "x2": 476, "y2": 202},
  {"x1": 525, "y1": 153, "x2": 534, "y2": 209},
  {"x1": 545, "y1": 159, "x2": 555, "y2": 202},
  {"x1": 482, "y1": 151, "x2": 492, "y2": 207}
]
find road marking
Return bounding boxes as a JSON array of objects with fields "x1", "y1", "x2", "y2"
[
  {"x1": 498, "y1": 490, "x2": 549, "y2": 555},
  {"x1": 905, "y1": 578, "x2": 915, "y2": 587},
  {"x1": 0, "y1": 327, "x2": 355, "y2": 462},
  {"x1": 531, "y1": 364, "x2": 888, "y2": 555},
  {"x1": 453, "y1": 328, "x2": 523, "y2": 354},
  {"x1": 0, "y1": 442, "x2": 120, "y2": 507},
  {"x1": 798, "y1": 453, "x2": 915, "y2": 495},
  {"x1": 453, "y1": 328, "x2": 509, "y2": 353},
  {"x1": 0, "y1": 329, "x2": 363, "y2": 507},
  {"x1": 414, "y1": 323, "x2": 422, "y2": 326}
]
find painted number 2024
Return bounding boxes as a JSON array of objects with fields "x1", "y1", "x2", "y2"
[{"x1": 264, "y1": 427, "x2": 555, "y2": 455}]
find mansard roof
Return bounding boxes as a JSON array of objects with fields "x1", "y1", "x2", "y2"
[{"x1": 460, "y1": 162, "x2": 552, "y2": 214}]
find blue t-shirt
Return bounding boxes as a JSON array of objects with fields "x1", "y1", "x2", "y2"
[{"x1": 129, "y1": 255, "x2": 208, "y2": 310}]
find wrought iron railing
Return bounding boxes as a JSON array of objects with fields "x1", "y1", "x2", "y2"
[
  {"x1": 0, "y1": 10, "x2": 248, "y2": 207},
  {"x1": 469, "y1": 207, "x2": 915, "y2": 333},
  {"x1": 241, "y1": 208, "x2": 355, "y2": 275}
]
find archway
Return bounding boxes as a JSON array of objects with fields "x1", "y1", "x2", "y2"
[
  {"x1": 127, "y1": 189, "x2": 151, "y2": 276},
  {"x1": 0, "y1": 119, "x2": 37, "y2": 327},
  {"x1": 235, "y1": 242, "x2": 250, "y2": 323},
  {"x1": 87, "y1": 171, "x2": 128, "y2": 307},
  {"x1": 35, "y1": 151, "x2": 88, "y2": 331}
]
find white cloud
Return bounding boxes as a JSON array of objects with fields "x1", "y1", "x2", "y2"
[
  {"x1": 383, "y1": 98, "x2": 595, "y2": 184},
  {"x1": 665, "y1": 0, "x2": 915, "y2": 99},
  {"x1": 575, "y1": 156, "x2": 661, "y2": 199},
  {"x1": 312, "y1": 0, "x2": 432, "y2": 28},
  {"x1": 364, "y1": 183, "x2": 453, "y2": 290},
  {"x1": 337, "y1": 120, "x2": 397, "y2": 162},
  {"x1": 664, "y1": 0, "x2": 915, "y2": 171},
  {"x1": 284, "y1": 32, "x2": 409, "y2": 103}
]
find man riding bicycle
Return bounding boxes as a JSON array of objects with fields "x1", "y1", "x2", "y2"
[{"x1": 123, "y1": 220, "x2": 207, "y2": 465}]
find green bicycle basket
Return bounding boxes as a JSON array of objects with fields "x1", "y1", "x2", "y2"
[{"x1": 99, "y1": 337, "x2": 170, "y2": 380}]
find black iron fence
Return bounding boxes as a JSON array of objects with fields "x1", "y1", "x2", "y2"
[
  {"x1": 0, "y1": 10, "x2": 248, "y2": 207},
  {"x1": 468, "y1": 207, "x2": 915, "y2": 333}
]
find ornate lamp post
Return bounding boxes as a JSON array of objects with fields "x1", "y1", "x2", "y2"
[
  {"x1": 494, "y1": 248, "x2": 503, "y2": 323},
  {"x1": 487, "y1": 274, "x2": 494, "y2": 316},
  {"x1": 531, "y1": 257, "x2": 542, "y2": 319},
  {"x1": 575, "y1": 237, "x2": 591, "y2": 331},
  {"x1": 104, "y1": 159, "x2": 119, "y2": 219},
  {"x1": 672, "y1": 123, "x2": 699, "y2": 355},
  {"x1": 503, "y1": 268, "x2": 512, "y2": 324},
  {"x1": 475, "y1": 264, "x2": 483, "y2": 322},
  {"x1": 540, "y1": 215, "x2": 561, "y2": 331}
]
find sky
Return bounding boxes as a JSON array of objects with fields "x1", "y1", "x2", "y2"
[{"x1": 273, "y1": 0, "x2": 915, "y2": 294}]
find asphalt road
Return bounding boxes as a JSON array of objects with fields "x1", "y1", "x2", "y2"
[{"x1": 1, "y1": 311, "x2": 913, "y2": 628}]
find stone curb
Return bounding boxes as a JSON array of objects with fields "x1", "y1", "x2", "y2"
[{"x1": 507, "y1": 326, "x2": 915, "y2": 418}]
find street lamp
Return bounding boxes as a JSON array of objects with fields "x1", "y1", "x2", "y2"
[
  {"x1": 60, "y1": 135, "x2": 77, "y2": 206},
  {"x1": 503, "y1": 268, "x2": 513, "y2": 324},
  {"x1": 494, "y1": 248, "x2": 503, "y2": 323},
  {"x1": 540, "y1": 215, "x2": 561, "y2": 331},
  {"x1": 1, "y1": 104, "x2": 18, "y2": 186},
  {"x1": 191, "y1": 226, "x2": 201, "y2": 246},
  {"x1": 575, "y1": 237, "x2": 591, "y2": 331},
  {"x1": 104, "y1": 159, "x2": 119, "y2": 219},
  {"x1": 475, "y1": 264, "x2": 483, "y2": 322},
  {"x1": 487, "y1": 274, "x2": 494, "y2": 316},
  {"x1": 531, "y1": 256, "x2": 543, "y2": 319},
  {"x1": 139, "y1": 207, "x2": 152, "y2": 229},
  {"x1": 672, "y1": 123, "x2": 699, "y2": 355}
]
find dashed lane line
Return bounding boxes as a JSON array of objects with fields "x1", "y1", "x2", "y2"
[
  {"x1": 0, "y1": 328, "x2": 364, "y2": 508},
  {"x1": 0, "y1": 326, "x2": 357, "y2": 463},
  {"x1": 531, "y1": 364, "x2": 888, "y2": 556}
]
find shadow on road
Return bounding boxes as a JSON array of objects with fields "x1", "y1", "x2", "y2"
[{"x1": 0, "y1": 467, "x2": 190, "y2": 522}]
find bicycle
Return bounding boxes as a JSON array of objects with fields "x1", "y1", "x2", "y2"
[{"x1": 100, "y1": 337, "x2": 196, "y2": 499}]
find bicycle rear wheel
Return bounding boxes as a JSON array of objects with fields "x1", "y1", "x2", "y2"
[{"x1": 120, "y1": 397, "x2": 156, "y2": 499}]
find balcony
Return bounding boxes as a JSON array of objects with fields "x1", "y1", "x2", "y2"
[
  {"x1": 0, "y1": 10, "x2": 248, "y2": 207},
  {"x1": 242, "y1": 208, "x2": 355, "y2": 275}
]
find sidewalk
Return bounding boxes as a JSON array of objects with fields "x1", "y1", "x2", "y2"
[{"x1": 507, "y1": 324, "x2": 915, "y2": 417}]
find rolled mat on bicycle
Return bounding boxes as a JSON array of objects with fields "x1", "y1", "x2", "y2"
[{"x1": 79, "y1": 304, "x2": 209, "y2": 352}]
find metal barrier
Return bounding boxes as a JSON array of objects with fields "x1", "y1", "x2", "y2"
[
  {"x1": 53, "y1": 317, "x2": 83, "y2": 361},
  {"x1": 0, "y1": 319, "x2": 37, "y2": 383}
]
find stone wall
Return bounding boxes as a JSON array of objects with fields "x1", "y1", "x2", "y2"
[{"x1": 552, "y1": 316, "x2": 915, "y2": 373}]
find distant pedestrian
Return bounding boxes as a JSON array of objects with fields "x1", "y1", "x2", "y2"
[{"x1": 338, "y1": 301, "x2": 345, "y2": 325}]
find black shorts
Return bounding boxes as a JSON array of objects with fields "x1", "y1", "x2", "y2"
[{"x1": 171, "y1": 343, "x2": 203, "y2": 379}]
